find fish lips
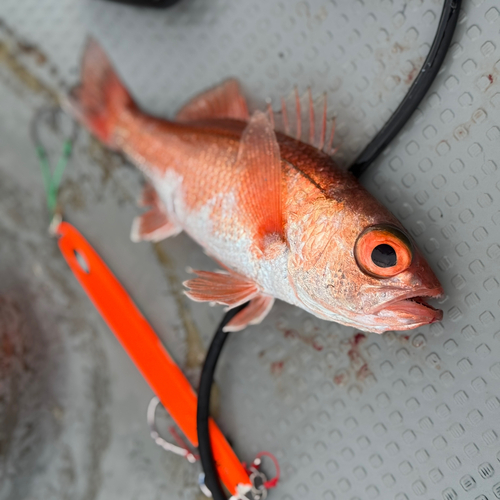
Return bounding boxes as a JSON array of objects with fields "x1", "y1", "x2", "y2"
[{"x1": 372, "y1": 287, "x2": 444, "y2": 327}]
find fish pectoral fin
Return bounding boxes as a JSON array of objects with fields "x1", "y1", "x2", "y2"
[
  {"x1": 175, "y1": 79, "x2": 249, "y2": 122},
  {"x1": 223, "y1": 294, "x2": 274, "y2": 332},
  {"x1": 130, "y1": 183, "x2": 181, "y2": 242},
  {"x1": 183, "y1": 269, "x2": 259, "y2": 307},
  {"x1": 237, "y1": 111, "x2": 284, "y2": 243}
]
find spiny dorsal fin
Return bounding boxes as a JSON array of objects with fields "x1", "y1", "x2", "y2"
[
  {"x1": 236, "y1": 111, "x2": 284, "y2": 241},
  {"x1": 175, "y1": 79, "x2": 249, "y2": 122},
  {"x1": 267, "y1": 88, "x2": 337, "y2": 154}
]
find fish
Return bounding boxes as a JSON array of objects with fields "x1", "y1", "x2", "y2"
[{"x1": 67, "y1": 39, "x2": 444, "y2": 334}]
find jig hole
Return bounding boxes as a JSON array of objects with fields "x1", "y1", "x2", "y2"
[{"x1": 73, "y1": 249, "x2": 90, "y2": 273}]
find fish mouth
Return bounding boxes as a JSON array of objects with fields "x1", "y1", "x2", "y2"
[{"x1": 374, "y1": 287, "x2": 444, "y2": 325}]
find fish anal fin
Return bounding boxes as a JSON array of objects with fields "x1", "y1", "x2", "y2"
[
  {"x1": 223, "y1": 294, "x2": 274, "y2": 332},
  {"x1": 130, "y1": 183, "x2": 181, "y2": 242},
  {"x1": 130, "y1": 210, "x2": 180, "y2": 242},
  {"x1": 183, "y1": 270, "x2": 259, "y2": 307},
  {"x1": 175, "y1": 79, "x2": 249, "y2": 122},
  {"x1": 237, "y1": 111, "x2": 284, "y2": 243}
]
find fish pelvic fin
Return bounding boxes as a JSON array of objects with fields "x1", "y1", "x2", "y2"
[
  {"x1": 237, "y1": 111, "x2": 284, "y2": 244},
  {"x1": 223, "y1": 295, "x2": 274, "y2": 332},
  {"x1": 175, "y1": 79, "x2": 249, "y2": 122},
  {"x1": 65, "y1": 38, "x2": 134, "y2": 148},
  {"x1": 130, "y1": 183, "x2": 181, "y2": 242},
  {"x1": 183, "y1": 269, "x2": 259, "y2": 307}
]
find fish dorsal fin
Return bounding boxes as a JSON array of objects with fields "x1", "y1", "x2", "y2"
[
  {"x1": 267, "y1": 88, "x2": 337, "y2": 154},
  {"x1": 237, "y1": 111, "x2": 284, "y2": 241},
  {"x1": 175, "y1": 79, "x2": 249, "y2": 122},
  {"x1": 183, "y1": 269, "x2": 259, "y2": 306}
]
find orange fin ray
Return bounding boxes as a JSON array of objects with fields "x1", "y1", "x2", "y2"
[
  {"x1": 294, "y1": 87, "x2": 302, "y2": 141},
  {"x1": 224, "y1": 294, "x2": 274, "y2": 332},
  {"x1": 266, "y1": 101, "x2": 275, "y2": 129},
  {"x1": 131, "y1": 184, "x2": 181, "y2": 242},
  {"x1": 183, "y1": 270, "x2": 259, "y2": 307},
  {"x1": 271, "y1": 88, "x2": 337, "y2": 154},
  {"x1": 236, "y1": 111, "x2": 284, "y2": 240},
  {"x1": 175, "y1": 79, "x2": 249, "y2": 122}
]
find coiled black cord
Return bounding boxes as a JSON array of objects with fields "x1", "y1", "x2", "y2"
[
  {"x1": 197, "y1": 1, "x2": 462, "y2": 498},
  {"x1": 349, "y1": 0, "x2": 461, "y2": 177}
]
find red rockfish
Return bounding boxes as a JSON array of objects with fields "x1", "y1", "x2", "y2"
[{"x1": 68, "y1": 40, "x2": 443, "y2": 334}]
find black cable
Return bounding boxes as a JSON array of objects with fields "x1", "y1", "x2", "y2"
[
  {"x1": 197, "y1": 1, "x2": 462, "y2": 498},
  {"x1": 196, "y1": 303, "x2": 248, "y2": 500},
  {"x1": 349, "y1": 0, "x2": 461, "y2": 177}
]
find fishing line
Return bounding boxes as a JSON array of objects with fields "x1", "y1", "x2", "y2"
[
  {"x1": 196, "y1": 0, "x2": 462, "y2": 498},
  {"x1": 31, "y1": 107, "x2": 77, "y2": 217}
]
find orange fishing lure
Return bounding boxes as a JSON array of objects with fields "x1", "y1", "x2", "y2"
[{"x1": 56, "y1": 221, "x2": 252, "y2": 495}]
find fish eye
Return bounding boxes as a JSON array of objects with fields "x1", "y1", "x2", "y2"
[
  {"x1": 355, "y1": 225, "x2": 413, "y2": 278},
  {"x1": 371, "y1": 244, "x2": 397, "y2": 268}
]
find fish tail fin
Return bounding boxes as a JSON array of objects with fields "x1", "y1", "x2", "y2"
[{"x1": 66, "y1": 38, "x2": 133, "y2": 148}]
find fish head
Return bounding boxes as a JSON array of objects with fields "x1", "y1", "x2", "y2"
[{"x1": 287, "y1": 187, "x2": 443, "y2": 333}]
